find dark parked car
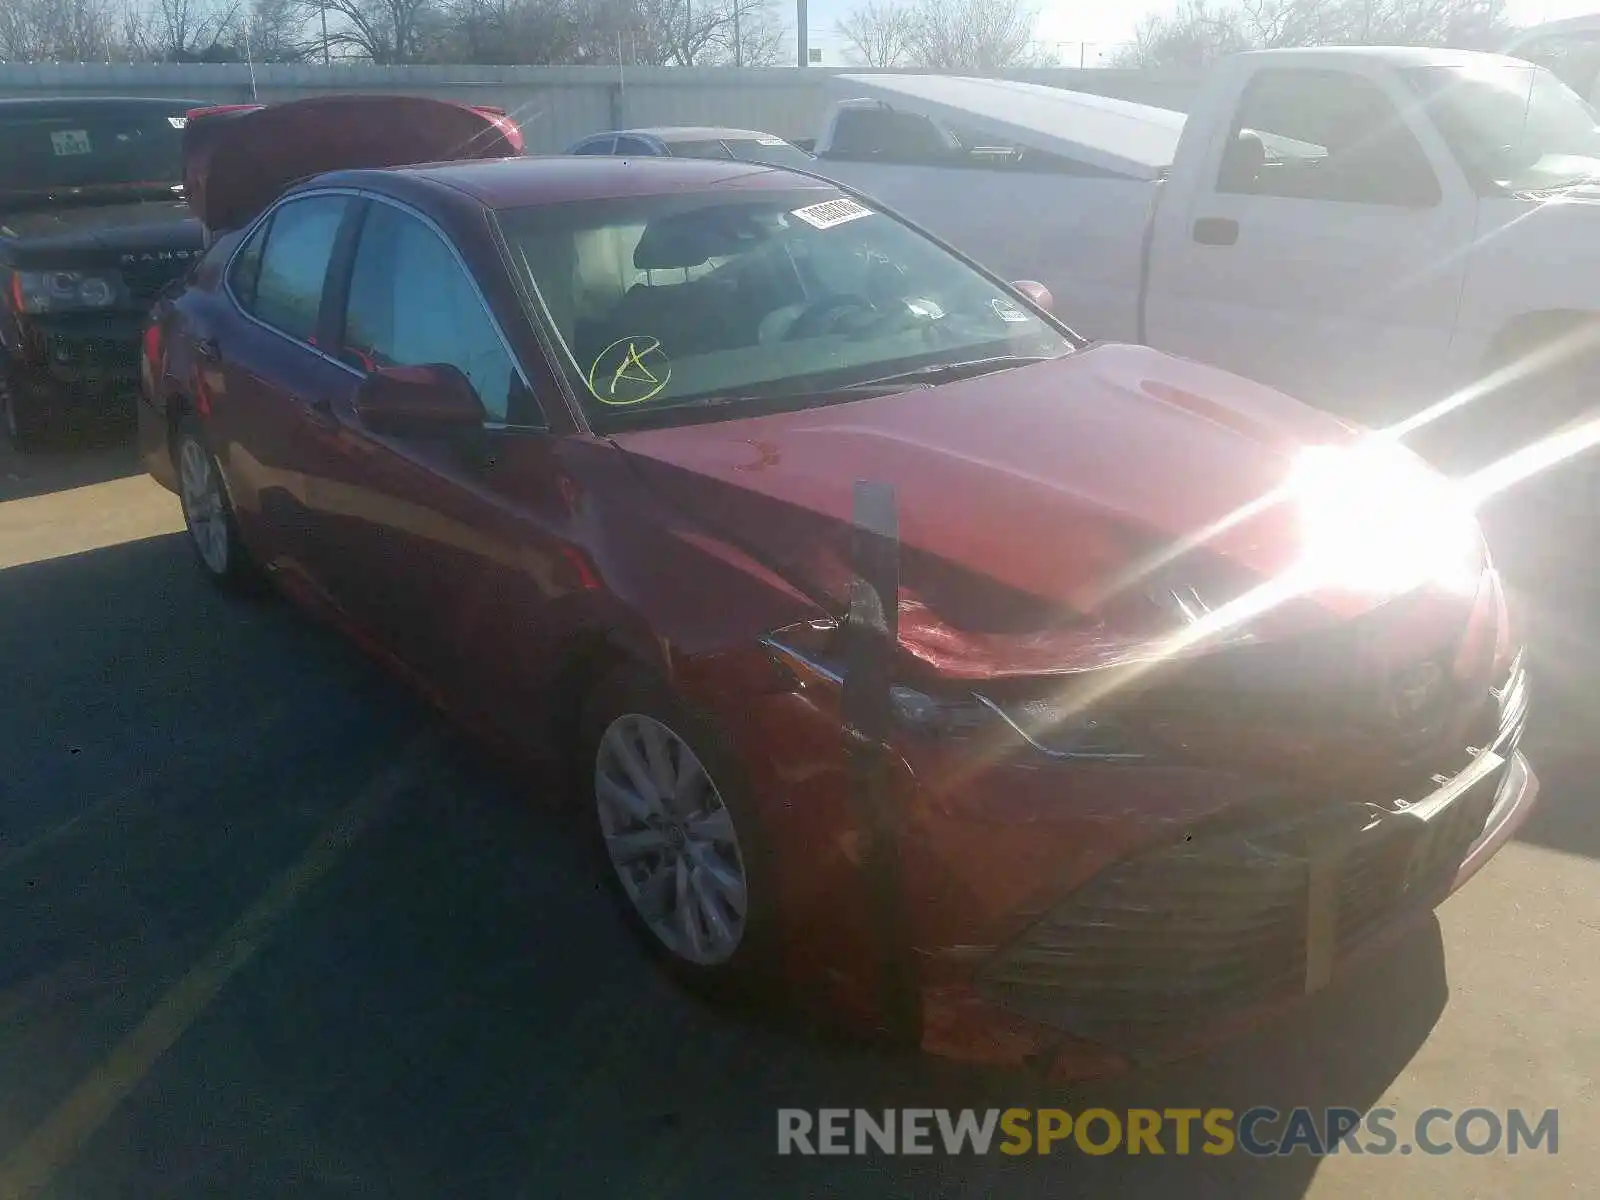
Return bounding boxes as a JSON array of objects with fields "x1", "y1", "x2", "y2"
[
  {"x1": 0, "y1": 96, "x2": 209, "y2": 450},
  {"x1": 0, "y1": 93, "x2": 524, "y2": 453},
  {"x1": 567, "y1": 125, "x2": 814, "y2": 168},
  {"x1": 141, "y1": 100, "x2": 1536, "y2": 1076}
]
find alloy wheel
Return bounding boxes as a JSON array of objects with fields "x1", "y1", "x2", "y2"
[
  {"x1": 178, "y1": 436, "x2": 229, "y2": 576},
  {"x1": 595, "y1": 713, "x2": 750, "y2": 966}
]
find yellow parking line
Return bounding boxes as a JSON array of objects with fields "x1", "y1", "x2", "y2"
[{"x1": 0, "y1": 736, "x2": 434, "y2": 1200}]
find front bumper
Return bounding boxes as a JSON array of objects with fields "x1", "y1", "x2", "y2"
[
  {"x1": 733, "y1": 575, "x2": 1532, "y2": 1077},
  {"x1": 934, "y1": 651, "x2": 1535, "y2": 1076},
  {"x1": 3, "y1": 312, "x2": 148, "y2": 422}
]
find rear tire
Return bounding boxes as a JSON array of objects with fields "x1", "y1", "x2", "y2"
[
  {"x1": 174, "y1": 417, "x2": 265, "y2": 594},
  {"x1": 579, "y1": 665, "x2": 780, "y2": 1001}
]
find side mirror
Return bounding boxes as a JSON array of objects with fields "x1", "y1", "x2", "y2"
[
  {"x1": 1011, "y1": 280, "x2": 1053, "y2": 313},
  {"x1": 354, "y1": 363, "x2": 486, "y2": 436}
]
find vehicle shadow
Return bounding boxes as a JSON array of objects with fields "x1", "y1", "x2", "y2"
[
  {"x1": 0, "y1": 532, "x2": 1449, "y2": 1200},
  {"x1": 27, "y1": 736, "x2": 1448, "y2": 1200},
  {"x1": 1487, "y1": 506, "x2": 1600, "y2": 862},
  {"x1": 0, "y1": 435, "x2": 142, "y2": 504}
]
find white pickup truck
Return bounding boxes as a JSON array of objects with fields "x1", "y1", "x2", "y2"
[{"x1": 808, "y1": 47, "x2": 1600, "y2": 465}]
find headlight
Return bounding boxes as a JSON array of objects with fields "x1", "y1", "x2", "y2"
[
  {"x1": 891, "y1": 685, "x2": 1148, "y2": 760},
  {"x1": 9, "y1": 269, "x2": 125, "y2": 313},
  {"x1": 1289, "y1": 438, "x2": 1482, "y2": 595}
]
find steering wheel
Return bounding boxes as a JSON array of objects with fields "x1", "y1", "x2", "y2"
[{"x1": 783, "y1": 294, "x2": 872, "y2": 341}]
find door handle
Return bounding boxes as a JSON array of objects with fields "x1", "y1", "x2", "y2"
[
  {"x1": 1193, "y1": 217, "x2": 1240, "y2": 247},
  {"x1": 303, "y1": 395, "x2": 339, "y2": 428},
  {"x1": 194, "y1": 336, "x2": 221, "y2": 362}
]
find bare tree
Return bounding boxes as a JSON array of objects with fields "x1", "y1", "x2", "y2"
[
  {"x1": 127, "y1": 0, "x2": 246, "y2": 60},
  {"x1": 434, "y1": 0, "x2": 582, "y2": 63},
  {"x1": 904, "y1": 0, "x2": 1052, "y2": 71},
  {"x1": 1115, "y1": 0, "x2": 1511, "y2": 69},
  {"x1": 309, "y1": 0, "x2": 441, "y2": 61},
  {"x1": 836, "y1": 0, "x2": 914, "y2": 67},
  {"x1": 1115, "y1": 0, "x2": 1251, "y2": 68},
  {"x1": 241, "y1": 0, "x2": 317, "y2": 59},
  {"x1": 574, "y1": 0, "x2": 756, "y2": 66},
  {"x1": 714, "y1": 0, "x2": 784, "y2": 66},
  {"x1": 0, "y1": 0, "x2": 127, "y2": 61}
]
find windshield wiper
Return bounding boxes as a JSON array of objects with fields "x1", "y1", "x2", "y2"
[
  {"x1": 599, "y1": 354, "x2": 1064, "y2": 429},
  {"x1": 850, "y1": 353, "x2": 1061, "y2": 388}
]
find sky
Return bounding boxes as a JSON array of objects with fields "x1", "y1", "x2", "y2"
[{"x1": 804, "y1": 0, "x2": 1600, "y2": 66}]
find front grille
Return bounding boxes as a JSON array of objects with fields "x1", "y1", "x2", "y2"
[
  {"x1": 45, "y1": 334, "x2": 138, "y2": 382},
  {"x1": 976, "y1": 656, "x2": 1525, "y2": 1058}
]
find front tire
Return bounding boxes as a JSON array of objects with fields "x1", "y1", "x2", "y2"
[
  {"x1": 174, "y1": 418, "x2": 262, "y2": 593},
  {"x1": 580, "y1": 666, "x2": 778, "y2": 998}
]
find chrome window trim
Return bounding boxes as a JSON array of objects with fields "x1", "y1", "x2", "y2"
[
  {"x1": 352, "y1": 190, "x2": 546, "y2": 430},
  {"x1": 489, "y1": 210, "x2": 592, "y2": 436},
  {"x1": 221, "y1": 186, "x2": 365, "y2": 381},
  {"x1": 222, "y1": 183, "x2": 549, "y2": 431}
]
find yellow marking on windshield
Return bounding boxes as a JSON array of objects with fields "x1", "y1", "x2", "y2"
[{"x1": 586, "y1": 335, "x2": 672, "y2": 405}]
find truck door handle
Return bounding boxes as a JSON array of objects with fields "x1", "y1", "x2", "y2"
[
  {"x1": 194, "y1": 336, "x2": 221, "y2": 362},
  {"x1": 1193, "y1": 217, "x2": 1239, "y2": 246}
]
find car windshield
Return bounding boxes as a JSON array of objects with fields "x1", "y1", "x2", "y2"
[
  {"x1": 1405, "y1": 63, "x2": 1600, "y2": 191},
  {"x1": 670, "y1": 137, "x2": 814, "y2": 168},
  {"x1": 0, "y1": 107, "x2": 187, "y2": 204},
  {"x1": 497, "y1": 187, "x2": 1074, "y2": 429}
]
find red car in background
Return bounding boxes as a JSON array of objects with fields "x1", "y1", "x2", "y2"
[{"x1": 139, "y1": 96, "x2": 1535, "y2": 1079}]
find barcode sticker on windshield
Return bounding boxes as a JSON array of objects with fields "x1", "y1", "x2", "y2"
[
  {"x1": 50, "y1": 129, "x2": 92, "y2": 157},
  {"x1": 791, "y1": 198, "x2": 873, "y2": 230},
  {"x1": 757, "y1": 135, "x2": 787, "y2": 146},
  {"x1": 167, "y1": 116, "x2": 188, "y2": 129}
]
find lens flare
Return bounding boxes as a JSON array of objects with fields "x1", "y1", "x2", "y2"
[{"x1": 1290, "y1": 439, "x2": 1481, "y2": 595}]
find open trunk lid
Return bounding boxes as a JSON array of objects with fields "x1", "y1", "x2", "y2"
[{"x1": 181, "y1": 94, "x2": 524, "y2": 234}]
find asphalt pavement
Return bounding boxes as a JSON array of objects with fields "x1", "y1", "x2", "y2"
[{"x1": 0, "y1": 435, "x2": 1595, "y2": 1199}]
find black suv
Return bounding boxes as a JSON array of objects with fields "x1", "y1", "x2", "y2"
[{"x1": 1, "y1": 96, "x2": 207, "y2": 451}]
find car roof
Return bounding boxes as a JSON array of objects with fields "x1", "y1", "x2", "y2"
[
  {"x1": 0, "y1": 95, "x2": 207, "y2": 115},
  {"x1": 340, "y1": 153, "x2": 833, "y2": 209},
  {"x1": 614, "y1": 126, "x2": 790, "y2": 142},
  {"x1": 1235, "y1": 45, "x2": 1529, "y2": 68}
]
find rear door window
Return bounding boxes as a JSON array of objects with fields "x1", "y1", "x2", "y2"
[
  {"x1": 247, "y1": 194, "x2": 350, "y2": 342},
  {"x1": 227, "y1": 218, "x2": 270, "y2": 309},
  {"x1": 613, "y1": 135, "x2": 658, "y2": 156}
]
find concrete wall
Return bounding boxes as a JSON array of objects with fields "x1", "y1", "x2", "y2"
[{"x1": 0, "y1": 63, "x2": 1202, "y2": 153}]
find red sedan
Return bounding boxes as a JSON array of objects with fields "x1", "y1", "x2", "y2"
[{"x1": 139, "y1": 97, "x2": 1536, "y2": 1078}]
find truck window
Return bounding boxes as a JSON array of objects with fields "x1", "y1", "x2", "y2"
[
  {"x1": 1218, "y1": 69, "x2": 1441, "y2": 208},
  {"x1": 1512, "y1": 34, "x2": 1600, "y2": 102},
  {"x1": 825, "y1": 106, "x2": 957, "y2": 164}
]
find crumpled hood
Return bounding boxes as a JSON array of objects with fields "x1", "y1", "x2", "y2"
[{"x1": 611, "y1": 343, "x2": 1389, "y2": 680}]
